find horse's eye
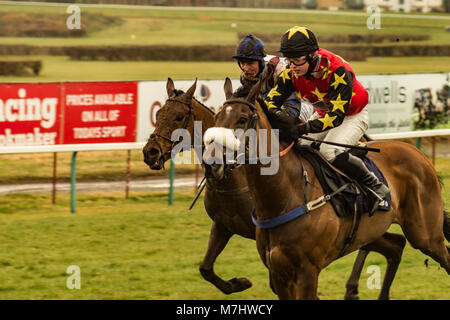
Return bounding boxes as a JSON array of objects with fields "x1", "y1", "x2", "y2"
[
  {"x1": 176, "y1": 114, "x2": 184, "y2": 122},
  {"x1": 239, "y1": 117, "x2": 248, "y2": 125}
]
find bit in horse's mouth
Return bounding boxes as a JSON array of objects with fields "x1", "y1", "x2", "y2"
[{"x1": 149, "y1": 156, "x2": 166, "y2": 170}]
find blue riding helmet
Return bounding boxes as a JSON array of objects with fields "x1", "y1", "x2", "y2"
[{"x1": 233, "y1": 34, "x2": 266, "y2": 62}]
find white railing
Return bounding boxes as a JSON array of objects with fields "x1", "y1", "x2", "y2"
[
  {"x1": 0, "y1": 142, "x2": 146, "y2": 154},
  {"x1": 370, "y1": 129, "x2": 450, "y2": 140}
]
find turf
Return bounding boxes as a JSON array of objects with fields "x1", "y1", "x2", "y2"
[
  {"x1": 0, "y1": 190, "x2": 448, "y2": 300},
  {"x1": 0, "y1": 3, "x2": 448, "y2": 300}
]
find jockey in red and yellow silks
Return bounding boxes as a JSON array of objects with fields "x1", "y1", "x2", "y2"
[
  {"x1": 264, "y1": 26, "x2": 389, "y2": 215},
  {"x1": 265, "y1": 47, "x2": 368, "y2": 134}
]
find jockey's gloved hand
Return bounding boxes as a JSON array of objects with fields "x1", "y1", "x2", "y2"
[
  {"x1": 266, "y1": 108, "x2": 298, "y2": 131},
  {"x1": 290, "y1": 122, "x2": 309, "y2": 140}
]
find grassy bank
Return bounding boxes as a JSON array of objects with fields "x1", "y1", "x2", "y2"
[
  {"x1": 1, "y1": 56, "x2": 450, "y2": 83},
  {"x1": 0, "y1": 190, "x2": 448, "y2": 300},
  {"x1": 0, "y1": 4, "x2": 449, "y2": 47}
]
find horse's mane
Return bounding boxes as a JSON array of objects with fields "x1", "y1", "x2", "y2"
[
  {"x1": 437, "y1": 174, "x2": 444, "y2": 191},
  {"x1": 193, "y1": 96, "x2": 216, "y2": 116},
  {"x1": 257, "y1": 96, "x2": 268, "y2": 113}
]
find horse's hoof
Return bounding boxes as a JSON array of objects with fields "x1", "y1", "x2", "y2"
[{"x1": 227, "y1": 277, "x2": 252, "y2": 294}]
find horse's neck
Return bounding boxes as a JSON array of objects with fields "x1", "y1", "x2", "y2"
[
  {"x1": 192, "y1": 99, "x2": 215, "y2": 134},
  {"x1": 206, "y1": 167, "x2": 249, "y2": 192},
  {"x1": 190, "y1": 99, "x2": 215, "y2": 161},
  {"x1": 248, "y1": 109, "x2": 308, "y2": 219},
  {"x1": 245, "y1": 149, "x2": 307, "y2": 220}
]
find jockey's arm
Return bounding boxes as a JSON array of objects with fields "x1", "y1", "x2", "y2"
[{"x1": 263, "y1": 68, "x2": 296, "y2": 111}]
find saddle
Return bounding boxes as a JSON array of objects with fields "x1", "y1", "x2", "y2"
[{"x1": 295, "y1": 144, "x2": 391, "y2": 218}]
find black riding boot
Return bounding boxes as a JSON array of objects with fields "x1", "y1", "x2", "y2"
[{"x1": 332, "y1": 152, "x2": 390, "y2": 215}]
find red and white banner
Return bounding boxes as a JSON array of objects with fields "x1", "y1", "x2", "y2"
[
  {"x1": 63, "y1": 82, "x2": 138, "y2": 144},
  {"x1": 1, "y1": 74, "x2": 449, "y2": 152},
  {"x1": 0, "y1": 83, "x2": 62, "y2": 147},
  {"x1": 136, "y1": 79, "x2": 240, "y2": 142}
]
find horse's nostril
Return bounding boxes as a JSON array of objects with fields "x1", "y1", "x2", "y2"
[{"x1": 149, "y1": 148, "x2": 160, "y2": 156}]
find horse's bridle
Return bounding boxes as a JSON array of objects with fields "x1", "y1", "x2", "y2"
[
  {"x1": 220, "y1": 98, "x2": 294, "y2": 169},
  {"x1": 219, "y1": 99, "x2": 259, "y2": 169},
  {"x1": 223, "y1": 99, "x2": 259, "y2": 131},
  {"x1": 149, "y1": 98, "x2": 196, "y2": 166}
]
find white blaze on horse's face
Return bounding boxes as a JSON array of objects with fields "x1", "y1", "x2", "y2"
[{"x1": 203, "y1": 127, "x2": 240, "y2": 151}]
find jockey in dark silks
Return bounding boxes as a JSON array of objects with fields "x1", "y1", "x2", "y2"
[
  {"x1": 233, "y1": 34, "x2": 314, "y2": 122},
  {"x1": 264, "y1": 26, "x2": 390, "y2": 215}
]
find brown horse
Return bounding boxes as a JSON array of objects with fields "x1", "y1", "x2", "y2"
[
  {"x1": 202, "y1": 78, "x2": 450, "y2": 299},
  {"x1": 143, "y1": 78, "x2": 424, "y2": 299},
  {"x1": 143, "y1": 78, "x2": 255, "y2": 294}
]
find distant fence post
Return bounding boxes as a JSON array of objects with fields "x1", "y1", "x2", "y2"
[
  {"x1": 52, "y1": 152, "x2": 57, "y2": 205},
  {"x1": 169, "y1": 159, "x2": 175, "y2": 205},
  {"x1": 125, "y1": 150, "x2": 131, "y2": 199},
  {"x1": 70, "y1": 151, "x2": 78, "y2": 213},
  {"x1": 416, "y1": 137, "x2": 421, "y2": 149}
]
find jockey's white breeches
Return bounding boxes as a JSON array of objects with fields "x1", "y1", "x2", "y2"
[{"x1": 300, "y1": 108, "x2": 369, "y2": 162}]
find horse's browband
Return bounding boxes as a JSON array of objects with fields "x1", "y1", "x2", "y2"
[
  {"x1": 223, "y1": 99, "x2": 257, "y2": 112},
  {"x1": 167, "y1": 98, "x2": 193, "y2": 109}
]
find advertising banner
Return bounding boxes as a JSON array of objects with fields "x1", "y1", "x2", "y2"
[
  {"x1": 359, "y1": 73, "x2": 450, "y2": 134},
  {"x1": 137, "y1": 79, "x2": 240, "y2": 142},
  {"x1": 0, "y1": 83, "x2": 62, "y2": 147},
  {"x1": 63, "y1": 82, "x2": 138, "y2": 144},
  {"x1": 0, "y1": 74, "x2": 448, "y2": 153}
]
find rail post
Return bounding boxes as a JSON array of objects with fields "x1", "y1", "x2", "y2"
[
  {"x1": 169, "y1": 158, "x2": 175, "y2": 205},
  {"x1": 70, "y1": 151, "x2": 78, "y2": 213}
]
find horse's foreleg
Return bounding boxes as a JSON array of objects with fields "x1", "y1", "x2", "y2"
[
  {"x1": 199, "y1": 222, "x2": 252, "y2": 294},
  {"x1": 294, "y1": 262, "x2": 320, "y2": 300},
  {"x1": 344, "y1": 249, "x2": 370, "y2": 300},
  {"x1": 360, "y1": 232, "x2": 406, "y2": 300}
]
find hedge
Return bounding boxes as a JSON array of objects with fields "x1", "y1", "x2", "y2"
[
  {"x1": 0, "y1": 61, "x2": 42, "y2": 76},
  {"x1": 66, "y1": 45, "x2": 237, "y2": 61},
  {"x1": 0, "y1": 44, "x2": 449, "y2": 63},
  {"x1": 66, "y1": 44, "x2": 450, "y2": 62},
  {"x1": 238, "y1": 32, "x2": 431, "y2": 44}
]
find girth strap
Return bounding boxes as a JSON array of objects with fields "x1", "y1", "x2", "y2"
[{"x1": 251, "y1": 183, "x2": 350, "y2": 229}]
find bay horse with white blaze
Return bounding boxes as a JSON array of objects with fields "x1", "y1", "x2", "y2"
[{"x1": 202, "y1": 78, "x2": 450, "y2": 299}]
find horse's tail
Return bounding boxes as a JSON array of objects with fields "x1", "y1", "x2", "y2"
[{"x1": 444, "y1": 210, "x2": 450, "y2": 242}]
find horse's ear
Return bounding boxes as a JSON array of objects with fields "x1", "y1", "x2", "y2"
[
  {"x1": 224, "y1": 77, "x2": 233, "y2": 100},
  {"x1": 184, "y1": 78, "x2": 197, "y2": 101},
  {"x1": 247, "y1": 80, "x2": 262, "y2": 103},
  {"x1": 166, "y1": 77, "x2": 176, "y2": 98}
]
